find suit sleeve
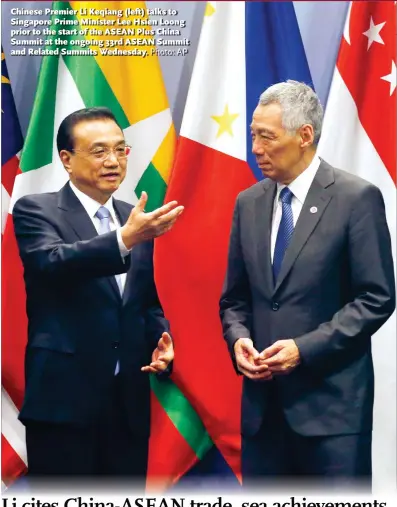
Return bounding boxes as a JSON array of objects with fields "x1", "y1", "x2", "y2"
[
  {"x1": 219, "y1": 196, "x2": 253, "y2": 368},
  {"x1": 295, "y1": 184, "x2": 396, "y2": 371},
  {"x1": 13, "y1": 196, "x2": 130, "y2": 279}
]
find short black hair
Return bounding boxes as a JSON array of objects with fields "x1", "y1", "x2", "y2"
[{"x1": 56, "y1": 107, "x2": 122, "y2": 153}]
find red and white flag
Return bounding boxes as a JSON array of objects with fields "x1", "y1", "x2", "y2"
[{"x1": 319, "y1": 1, "x2": 396, "y2": 492}]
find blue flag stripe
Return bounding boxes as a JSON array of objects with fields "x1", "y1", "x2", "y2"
[
  {"x1": 1, "y1": 48, "x2": 24, "y2": 165},
  {"x1": 245, "y1": 2, "x2": 314, "y2": 181}
]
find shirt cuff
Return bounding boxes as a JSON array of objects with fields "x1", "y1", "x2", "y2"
[{"x1": 117, "y1": 228, "x2": 131, "y2": 260}]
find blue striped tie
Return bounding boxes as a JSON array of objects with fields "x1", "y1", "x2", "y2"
[
  {"x1": 96, "y1": 206, "x2": 122, "y2": 375},
  {"x1": 95, "y1": 206, "x2": 123, "y2": 294},
  {"x1": 273, "y1": 187, "x2": 294, "y2": 284}
]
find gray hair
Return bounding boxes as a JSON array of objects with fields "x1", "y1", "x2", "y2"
[{"x1": 258, "y1": 80, "x2": 323, "y2": 145}]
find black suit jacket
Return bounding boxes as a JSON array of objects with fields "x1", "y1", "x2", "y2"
[
  {"x1": 13, "y1": 183, "x2": 169, "y2": 437},
  {"x1": 220, "y1": 160, "x2": 395, "y2": 437}
]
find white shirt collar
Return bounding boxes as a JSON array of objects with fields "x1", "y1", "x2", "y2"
[
  {"x1": 69, "y1": 181, "x2": 117, "y2": 223},
  {"x1": 276, "y1": 154, "x2": 321, "y2": 204}
]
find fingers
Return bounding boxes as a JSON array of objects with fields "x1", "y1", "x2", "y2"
[
  {"x1": 263, "y1": 352, "x2": 284, "y2": 367},
  {"x1": 237, "y1": 365, "x2": 273, "y2": 381},
  {"x1": 129, "y1": 195, "x2": 184, "y2": 227},
  {"x1": 242, "y1": 343, "x2": 259, "y2": 361},
  {"x1": 134, "y1": 191, "x2": 148, "y2": 213},
  {"x1": 141, "y1": 356, "x2": 171, "y2": 374},
  {"x1": 155, "y1": 206, "x2": 185, "y2": 226},
  {"x1": 161, "y1": 332, "x2": 172, "y2": 346},
  {"x1": 238, "y1": 340, "x2": 259, "y2": 361},
  {"x1": 141, "y1": 365, "x2": 164, "y2": 373},
  {"x1": 236, "y1": 354, "x2": 269, "y2": 375},
  {"x1": 141, "y1": 363, "x2": 166, "y2": 373},
  {"x1": 157, "y1": 332, "x2": 173, "y2": 351},
  {"x1": 146, "y1": 205, "x2": 184, "y2": 238},
  {"x1": 234, "y1": 338, "x2": 274, "y2": 381},
  {"x1": 149, "y1": 201, "x2": 182, "y2": 220},
  {"x1": 259, "y1": 341, "x2": 284, "y2": 360}
]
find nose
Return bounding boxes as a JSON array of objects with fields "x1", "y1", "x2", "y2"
[
  {"x1": 252, "y1": 137, "x2": 264, "y2": 155},
  {"x1": 104, "y1": 150, "x2": 119, "y2": 166}
]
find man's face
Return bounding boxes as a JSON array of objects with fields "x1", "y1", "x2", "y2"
[
  {"x1": 60, "y1": 118, "x2": 127, "y2": 203},
  {"x1": 250, "y1": 103, "x2": 305, "y2": 184}
]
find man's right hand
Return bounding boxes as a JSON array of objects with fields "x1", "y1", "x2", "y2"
[
  {"x1": 121, "y1": 191, "x2": 184, "y2": 249},
  {"x1": 234, "y1": 338, "x2": 273, "y2": 381}
]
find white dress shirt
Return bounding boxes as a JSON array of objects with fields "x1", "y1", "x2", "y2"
[
  {"x1": 69, "y1": 182, "x2": 130, "y2": 291},
  {"x1": 270, "y1": 155, "x2": 321, "y2": 262}
]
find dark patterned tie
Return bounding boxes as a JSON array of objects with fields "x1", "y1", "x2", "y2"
[{"x1": 273, "y1": 187, "x2": 294, "y2": 284}]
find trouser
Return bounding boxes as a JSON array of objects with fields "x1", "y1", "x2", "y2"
[
  {"x1": 242, "y1": 404, "x2": 372, "y2": 491},
  {"x1": 25, "y1": 375, "x2": 148, "y2": 489}
]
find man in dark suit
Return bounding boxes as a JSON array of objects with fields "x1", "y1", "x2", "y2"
[
  {"x1": 220, "y1": 81, "x2": 395, "y2": 488},
  {"x1": 13, "y1": 107, "x2": 183, "y2": 483}
]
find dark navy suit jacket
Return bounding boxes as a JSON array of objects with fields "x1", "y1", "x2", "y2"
[{"x1": 13, "y1": 182, "x2": 169, "y2": 436}]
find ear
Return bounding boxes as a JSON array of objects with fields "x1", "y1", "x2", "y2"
[
  {"x1": 299, "y1": 124, "x2": 314, "y2": 149},
  {"x1": 59, "y1": 150, "x2": 73, "y2": 174}
]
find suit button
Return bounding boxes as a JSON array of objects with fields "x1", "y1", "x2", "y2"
[
  {"x1": 272, "y1": 302, "x2": 279, "y2": 311},
  {"x1": 112, "y1": 341, "x2": 120, "y2": 349}
]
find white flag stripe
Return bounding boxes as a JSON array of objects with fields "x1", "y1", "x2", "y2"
[
  {"x1": 9, "y1": 58, "x2": 84, "y2": 209},
  {"x1": 180, "y1": 1, "x2": 246, "y2": 161},
  {"x1": 10, "y1": 162, "x2": 68, "y2": 212},
  {"x1": 343, "y1": 2, "x2": 353, "y2": 45},
  {"x1": 319, "y1": 7, "x2": 396, "y2": 490},
  {"x1": 1, "y1": 388, "x2": 27, "y2": 465},
  {"x1": 9, "y1": 56, "x2": 173, "y2": 211},
  {"x1": 319, "y1": 68, "x2": 396, "y2": 257},
  {"x1": 115, "y1": 109, "x2": 173, "y2": 205},
  {"x1": 2, "y1": 184, "x2": 11, "y2": 233}
]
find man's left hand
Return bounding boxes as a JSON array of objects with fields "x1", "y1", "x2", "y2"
[
  {"x1": 259, "y1": 339, "x2": 300, "y2": 375},
  {"x1": 141, "y1": 332, "x2": 174, "y2": 373}
]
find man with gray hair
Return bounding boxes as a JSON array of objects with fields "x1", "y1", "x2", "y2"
[{"x1": 220, "y1": 80, "x2": 395, "y2": 487}]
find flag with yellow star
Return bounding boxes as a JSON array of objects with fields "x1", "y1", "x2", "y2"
[{"x1": 155, "y1": 0, "x2": 313, "y2": 482}]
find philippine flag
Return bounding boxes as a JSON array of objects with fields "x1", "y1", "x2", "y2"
[{"x1": 154, "y1": 1, "x2": 312, "y2": 483}]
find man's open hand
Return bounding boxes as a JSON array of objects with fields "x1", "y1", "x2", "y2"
[
  {"x1": 121, "y1": 191, "x2": 184, "y2": 249},
  {"x1": 141, "y1": 332, "x2": 174, "y2": 374}
]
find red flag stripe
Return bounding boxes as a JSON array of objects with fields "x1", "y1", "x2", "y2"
[
  {"x1": 1, "y1": 157, "x2": 21, "y2": 197},
  {"x1": 147, "y1": 393, "x2": 198, "y2": 491},
  {"x1": 337, "y1": 2, "x2": 396, "y2": 183},
  {"x1": 155, "y1": 137, "x2": 256, "y2": 478},
  {"x1": 2, "y1": 216, "x2": 28, "y2": 410},
  {"x1": 1, "y1": 435, "x2": 27, "y2": 487}
]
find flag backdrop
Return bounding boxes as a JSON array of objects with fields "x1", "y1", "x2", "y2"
[
  {"x1": 155, "y1": 0, "x2": 312, "y2": 484},
  {"x1": 2, "y1": 0, "x2": 396, "y2": 492},
  {"x1": 1, "y1": 0, "x2": 212, "y2": 489},
  {"x1": 1, "y1": 48, "x2": 27, "y2": 488},
  {"x1": 318, "y1": 1, "x2": 396, "y2": 491}
]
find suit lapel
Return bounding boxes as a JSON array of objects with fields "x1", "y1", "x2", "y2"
[
  {"x1": 58, "y1": 183, "x2": 98, "y2": 241},
  {"x1": 57, "y1": 183, "x2": 121, "y2": 301},
  {"x1": 273, "y1": 160, "x2": 335, "y2": 294},
  {"x1": 254, "y1": 179, "x2": 277, "y2": 297}
]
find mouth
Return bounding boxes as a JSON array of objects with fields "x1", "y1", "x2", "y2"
[
  {"x1": 257, "y1": 161, "x2": 270, "y2": 169},
  {"x1": 101, "y1": 172, "x2": 120, "y2": 181}
]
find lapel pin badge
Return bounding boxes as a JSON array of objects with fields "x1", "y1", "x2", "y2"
[{"x1": 310, "y1": 206, "x2": 318, "y2": 214}]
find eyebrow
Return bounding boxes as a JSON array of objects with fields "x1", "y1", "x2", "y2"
[
  {"x1": 249, "y1": 126, "x2": 275, "y2": 136},
  {"x1": 89, "y1": 140, "x2": 126, "y2": 147}
]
